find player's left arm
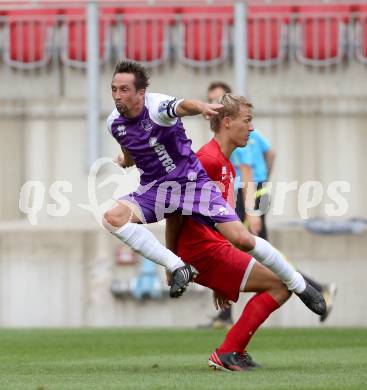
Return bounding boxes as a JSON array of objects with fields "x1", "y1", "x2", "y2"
[{"x1": 175, "y1": 99, "x2": 223, "y2": 120}]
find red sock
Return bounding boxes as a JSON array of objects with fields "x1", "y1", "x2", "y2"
[{"x1": 217, "y1": 292, "x2": 280, "y2": 353}]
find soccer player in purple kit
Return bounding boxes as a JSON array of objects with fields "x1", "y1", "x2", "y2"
[{"x1": 103, "y1": 60, "x2": 325, "y2": 316}]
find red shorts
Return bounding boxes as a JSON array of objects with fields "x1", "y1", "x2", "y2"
[{"x1": 177, "y1": 220, "x2": 255, "y2": 302}]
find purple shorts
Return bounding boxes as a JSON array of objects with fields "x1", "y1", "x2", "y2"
[{"x1": 119, "y1": 176, "x2": 239, "y2": 227}]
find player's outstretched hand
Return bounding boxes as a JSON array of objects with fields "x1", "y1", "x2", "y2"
[
  {"x1": 212, "y1": 291, "x2": 231, "y2": 311},
  {"x1": 202, "y1": 103, "x2": 223, "y2": 120}
]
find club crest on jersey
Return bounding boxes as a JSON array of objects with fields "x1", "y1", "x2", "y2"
[
  {"x1": 116, "y1": 125, "x2": 126, "y2": 137},
  {"x1": 141, "y1": 119, "x2": 153, "y2": 132}
]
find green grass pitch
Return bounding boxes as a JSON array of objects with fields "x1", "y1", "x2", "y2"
[{"x1": 1, "y1": 328, "x2": 366, "y2": 390}]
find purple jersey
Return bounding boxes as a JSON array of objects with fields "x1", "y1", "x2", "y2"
[
  {"x1": 108, "y1": 92, "x2": 239, "y2": 227},
  {"x1": 107, "y1": 93, "x2": 205, "y2": 186}
]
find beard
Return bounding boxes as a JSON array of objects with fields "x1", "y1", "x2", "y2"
[{"x1": 115, "y1": 104, "x2": 125, "y2": 114}]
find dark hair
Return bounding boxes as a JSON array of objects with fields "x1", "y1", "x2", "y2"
[
  {"x1": 113, "y1": 60, "x2": 150, "y2": 91},
  {"x1": 207, "y1": 81, "x2": 232, "y2": 94}
]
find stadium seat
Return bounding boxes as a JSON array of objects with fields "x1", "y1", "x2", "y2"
[
  {"x1": 355, "y1": 5, "x2": 367, "y2": 64},
  {"x1": 60, "y1": 8, "x2": 115, "y2": 68},
  {"x1": 247, "y1": 5, "x2": 292, "y2": 66},
  {"x1": 295, "y1": 5, "x2": 350, "y2": 66},
  {"x1": 3, "y1": 9, "x2": 58, "y2": 69},
  {"x1": 179, "y1": 7, "x2": 233, "y2": 67},
  {"x1": 115, "y1": 7, "x2": 175, "y2": 66}
]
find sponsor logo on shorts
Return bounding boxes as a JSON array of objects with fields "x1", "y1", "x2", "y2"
[
  {"x1": 187, "y1": 171, "x2": 198, "y2": 181},
  {"x1": 217, "y1": 206, "x2": 229, "y2": 216}
]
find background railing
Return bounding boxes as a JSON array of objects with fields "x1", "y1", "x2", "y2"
[
  {"x1": 0, "y1": 4, "x2": 366, "y2": 69},
  {"x1": 0, "y1": 2, "x2": 366, "y2": 100}
]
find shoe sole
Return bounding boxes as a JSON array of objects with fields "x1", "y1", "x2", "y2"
[
  {"x1": 169, "y1": 268, "x2": 198, "y2": 298},
  {"x1": 208, "y1": 359, "x2": 231, "y2": 372},
  {"x1": 296, "y1": 284, "x2": 327, "y2": 316},
  {"x1": 208, "y1": 359, "x2": 252, "y2": 372},
  {"x1": 320, "y1": 283, "x2": 337, "y2": 322},
  {"x1": 169, "y1": 284, "x2": 188, "y2": 298}
]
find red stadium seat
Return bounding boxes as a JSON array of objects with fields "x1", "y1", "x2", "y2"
[
  {"x1": 179, "y1": 7, "x2": 233, "y2": 67},
  {"x1": 295, "y1": 5, "x2": 350, "y2": 66},
  {"x1": 3, "y1": 9, "x2": 58, "y2": 69},
  {"x1": 355, "y1": 5, "x2": 367, "y2": 64},
  {"x1": 115, "y1": 7, "x2": 175, "y2": 66},
  {"x1": 61, "y1": 8, "x2": 115, "y2": 67},
  {"x1": 247, "y1": 5, "x2": 292, "y2": 66}
]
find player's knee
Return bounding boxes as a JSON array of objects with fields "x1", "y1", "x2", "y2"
[
  {"x1": 233, "y1": 230, "x2": 255, "y2": 252},
  {"x1": 103, "y1": 205, "x2": 131, "y2": 230}
]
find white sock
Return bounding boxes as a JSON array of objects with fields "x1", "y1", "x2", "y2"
[
  {"x1": 248, "y1": 236, "x2": 306, "y2": 293},
  {"x1": 111, "y1": 222, "x2": 184, "y2": 273}
]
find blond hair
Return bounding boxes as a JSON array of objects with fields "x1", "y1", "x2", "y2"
[{"x1": 210, "y1": 93, "x2": 253, "y2": 133}]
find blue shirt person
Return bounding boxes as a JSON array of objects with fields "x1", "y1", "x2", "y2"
[{"x1": 230, "y1": 129, "x2": 275, "y2": 237}]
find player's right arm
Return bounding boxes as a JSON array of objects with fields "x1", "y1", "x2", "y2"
[
  {"x1": 115, "y1": 147, "x2": 135, "y2": 168},
  {"x1": 175, "y1": 99, "x2": 223, "y2": 120},
  {"x1": 147, "y1": 93, "x2": 223, "y2": 126}
]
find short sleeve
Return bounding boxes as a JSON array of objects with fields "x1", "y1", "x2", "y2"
[
  {"x1": 145, "y1": 92, "x2": 183, "y2": 127},
  {"x1": 106, "y1": 108, "x2": 120, "y2": 137}
]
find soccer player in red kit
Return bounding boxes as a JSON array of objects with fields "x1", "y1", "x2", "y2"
[{"x1": 166, "y1": 94, "x2": 292, "y2": 371}]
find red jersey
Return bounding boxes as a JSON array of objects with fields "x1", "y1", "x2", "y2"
[
  {"x1": 197, "y1": 138, "x2": 236, "y2": 207},
  {"x1": 176, "y1": 139, "x2": 252, "y2": 302},
  {"x1": 177, "y1": 138, "x2": 236, "y2": 250}
]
